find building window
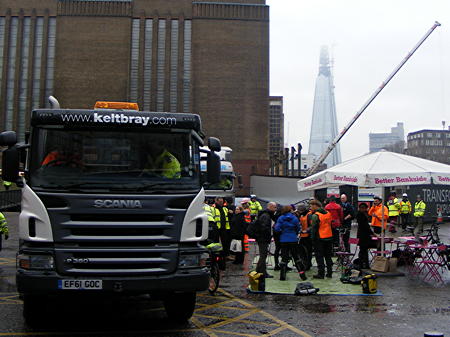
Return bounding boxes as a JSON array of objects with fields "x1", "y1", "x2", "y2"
[
  {"x1": 169, "y1": 19, "x2": 179, "y2": 112},
  {"x1": 183, "y1": 20, "x2": 192, "y2": 113},
  {"x1": 18, "y1": 17, "x2": 31, "y2": 141},
  {"x1": 44, "y1": 17, "x2": 56, "y2": 107},
  {"x1": 32, "y1": 17, "x2": 44, "y2": 109},
  {"x1": 5, "y1": 17, "x2": 19, "y2": 131},
  {"x1": 156, "y1": 19, "x2": 166, "y2": 112},
  {"x1": 143, "y1": 19, "x2": 153, "y2": 111},
  {"x1": 129, "y1": 19, "x2": 140, "y2": 102}
]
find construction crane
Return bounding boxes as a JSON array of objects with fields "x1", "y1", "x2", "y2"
[{"x1": 307, "y1": 21, "x2": 441, "y2": 176}]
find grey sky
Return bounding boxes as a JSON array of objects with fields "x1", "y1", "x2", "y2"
[{"x1": 267, "y1": 0, "x2": 449, "y2": 161}]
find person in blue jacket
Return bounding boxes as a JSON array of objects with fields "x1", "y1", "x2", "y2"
[{"x1": 274, "y1": 205, "x2": 307, "y2": 281}]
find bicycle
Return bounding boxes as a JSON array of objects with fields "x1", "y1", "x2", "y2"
[
  {"x1": 205, "y1": 242, "x2": 223, "y2": 295},
  {"x1": 423, "y1": 223, "x2": 441, "y2": 244}
]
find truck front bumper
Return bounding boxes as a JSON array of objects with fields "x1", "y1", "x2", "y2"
[{"x1": 17, "y1": 268, "x2": 209, "y2": 295}]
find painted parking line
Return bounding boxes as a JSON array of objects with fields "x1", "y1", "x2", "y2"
[
  {"x1": 0, "y1": 289, "x2": 312, "y2": 337},
  {"x1": 0, "y1": 258, "x2": 15, "y2": 265},
  {"x1": 192, "y1": 289, "x2": 313, "y2": 337}
]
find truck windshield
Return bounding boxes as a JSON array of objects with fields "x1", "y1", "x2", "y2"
[
  {"x1": 202, "y1": 173, "x2": 234, "y2": 191},
  {"x1": 29, "y1": 128, "x2": 201, "y2": 192}
]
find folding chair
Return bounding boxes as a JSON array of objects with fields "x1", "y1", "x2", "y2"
[
  {"x1": 334, "y1": 238, "x2": 359, "y2": 272},
  {"x1": 418, "y1": 260, "x2": 444, "y2": 284}
]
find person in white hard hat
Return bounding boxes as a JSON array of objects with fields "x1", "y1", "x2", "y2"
[
  {"x1": 399, "y1": 193, "x2": 412, "y2": 232},
  {"x1": 249, "y1": 195, "x2": 262, "y2": 221}
]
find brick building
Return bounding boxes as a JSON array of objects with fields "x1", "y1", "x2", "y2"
[
  {"x1": 0, "y1": 0, "x2": 270, "y2": 195},
  {"x1": 407, "y1": 128, "x2": 450, "y2": 165}
]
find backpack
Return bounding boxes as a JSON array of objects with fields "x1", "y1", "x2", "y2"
[
  {"x1": 246, "y1": 218, "x2": 260, "y2": 239},
  {"x1": 246, "y1": 210, "x2": 267, "y2": 239},
  {"x1": 294, "y1": 282, "x2": 319, "y2": 295}
]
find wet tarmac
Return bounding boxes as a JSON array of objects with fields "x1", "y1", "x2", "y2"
[{"x1": 0, "y1": 212, "x2": 449, "y2": 336}]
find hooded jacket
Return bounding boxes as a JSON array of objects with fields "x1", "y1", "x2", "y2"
[{"x1": 274, "y1": 212, "x2": 300, "y2": 243}]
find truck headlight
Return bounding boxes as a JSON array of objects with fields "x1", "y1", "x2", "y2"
[
  {"x1": 17, "y1": 254, "x2": 55, "y2": 270},
  {"x1": 178, "y1": 253, "x2": 208, "y2": 268}
]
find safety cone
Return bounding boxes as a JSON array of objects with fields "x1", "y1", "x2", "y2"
[
  {"x1": 437, "y1": 208, "x2": 443, "y2": 223},
  {"x1": 244, "y1": 235, "x2": 249, "y2": 252}
]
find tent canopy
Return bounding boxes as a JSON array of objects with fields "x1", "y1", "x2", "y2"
[{"x1": 298, "y1": 150, "x2": 450, "y2": 191}]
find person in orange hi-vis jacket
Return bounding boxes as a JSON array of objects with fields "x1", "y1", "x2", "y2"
[{"x1": 368, "y1": 195, "x2": 389, "y2": 235}]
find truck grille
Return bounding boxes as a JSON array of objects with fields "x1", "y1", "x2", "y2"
[{"x1": 55, "y1": 248, "x2": 178, "y2": 276}]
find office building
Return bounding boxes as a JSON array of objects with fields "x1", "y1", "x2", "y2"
[
  {"x1": 308, "y1": 46, "x2": 341, "y2": 168},
  {"x1": 369, "y1": 122, "x2": 405, "y2": 153},
  {"x1": 407, "y1": 128, "x2": 450, "y2": 165},
  {"x1": 269, "y1": 96, "x2": 284, "y2": 159}
]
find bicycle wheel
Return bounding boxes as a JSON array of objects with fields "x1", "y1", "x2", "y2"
[{"x1": 208, "y1": 263, "x2": 220, "y2": 294}]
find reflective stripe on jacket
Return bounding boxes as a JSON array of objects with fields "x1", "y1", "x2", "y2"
[
  {"x1": 213, "y1": 207, "x2": 230, "y2": 229},
  {"x1": 413, "y1": 201, "x2": 426, "y2": 217}
]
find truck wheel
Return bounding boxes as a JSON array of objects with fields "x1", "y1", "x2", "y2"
[
  {"x1": 23, "y1": 295, "x2": 46, "y2": 327},
  {"x1": 163, "y1": 292, "x2": 196, "y2": 323}
]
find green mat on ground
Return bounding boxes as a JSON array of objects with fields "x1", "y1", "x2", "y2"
[{"x1": 250, "y1": 256, "x2": 382, "y2": 296}]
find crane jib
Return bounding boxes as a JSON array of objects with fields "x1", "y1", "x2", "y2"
[{"x1": 307, "y1": 21, "x2": 441, "y2": 176}]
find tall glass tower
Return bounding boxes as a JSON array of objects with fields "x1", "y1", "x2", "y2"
[{"x1": 308, "y1": 46, "x2": 342, "y2": 168}]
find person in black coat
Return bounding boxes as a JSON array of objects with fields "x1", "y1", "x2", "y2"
[
  {"x1": 356, "y1": 203, "x2": 376, "y2": 269},
  {"x1": 231, "y1": 206, "x2": 247, "y2": 265}
]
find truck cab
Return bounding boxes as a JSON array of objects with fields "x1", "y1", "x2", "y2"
[
  {"x1": 0, "y1": 100, "x2": 221, "y2": 326},
  {"x1": 200, "y1": 146, "x2": 240, "y2": 204}
]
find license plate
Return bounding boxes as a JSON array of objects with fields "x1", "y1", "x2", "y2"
[{"x1": 58, "y1": 279, "x2": 103, "y2": 290}]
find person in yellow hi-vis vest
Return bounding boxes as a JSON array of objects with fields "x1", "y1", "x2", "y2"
[
  {"x1": 0, "y1": 212, "x2": 8, "y2": 252},
  {"x1": 3, "y1": 180, "x2": 12, "y2": 191},
  {"x1": 143, "y1": 143, "x2": 181, "y2": 179},
  {"x1": 248, "y1": 195, "x2": 262, "y2": 220},
  {"x1": 203, "y1": 199, "x2": 218, "y2": 242},
  {"x1": 399, "y1": 193, "x2": 412, "y2": 232},
  {"x1": 213, "y1": 197, "x2": 231, "y2": 258},
  {"x1": 387, "y1": 192, "x2": 401, "y2": 233},
  {"x1": 413, "y1": 195, "x2": 426, "y2": 235}
]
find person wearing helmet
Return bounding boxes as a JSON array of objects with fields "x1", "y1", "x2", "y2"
[
  {"x1": 240, "y1": 198, "x2": 252, "y2": 225},
  {"x1": 248, "y1": 195, "x2": 262, "y2": 221},
  {"x1": 399, "y1": 193, "x2": 412, "y2": 232}
]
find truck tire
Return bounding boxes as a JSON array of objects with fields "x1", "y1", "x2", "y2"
[
  {"x1": 23, "y1": 295, "x2": 47, "y2": 327},
  {"x1": 163, "y1": 292, "x2": 196, "y2": 323}
]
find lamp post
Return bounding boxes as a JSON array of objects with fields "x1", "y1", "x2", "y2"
[
  {"x1": 298, "y1": 143, "x2": 302, "y2": 177},
  {"x1": 290, "y1": 147, "x2": 296, "y2": 176}
]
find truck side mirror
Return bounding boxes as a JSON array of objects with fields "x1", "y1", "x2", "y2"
[
  {"x1": 0, "y1": 131, "x2": 17, "y2": 147},
  {"x1": 207, "y1": 151, "x2": 220, "y2": 184},
  {"x1": 208, "y1": 137, "x2": 221, "y2": 152},
  {"x1": 2, "y1": 146, "x2": 20, "y2": 183},
  {"x1": 237, "y1": 174, "x2": 243, "y2": 189}
]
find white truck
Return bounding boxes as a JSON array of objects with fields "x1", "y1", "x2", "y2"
[
  {"x1": 200, "y1": 146, "x2": 241, "y2": 204},
  {"x1": 0, "y1": 99, "x2": 221, "y2": 326}
]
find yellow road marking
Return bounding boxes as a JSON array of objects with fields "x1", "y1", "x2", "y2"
[
  {"x1": 218, "y1": 289, "x2": 313, "y2": 337},
  {"x1": 207, "y1": 329, "x2": 263, "y2": 337},
  {"x1": 194, "y1": 298, "x2": 236, "y2": 312},
  {"x1": 0, "y1": 294, "x2": 22, "y2": 305},
  {"x1": 190, "y1": 316, "x2": 218, "y2": 337},
  {"x1": 194, "y1": 313, "x2": 280, "y2": 327}
]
